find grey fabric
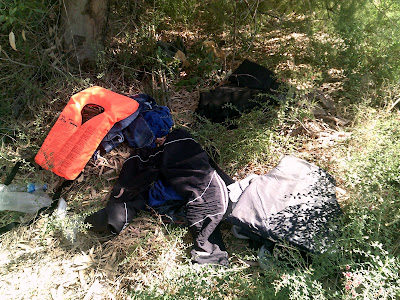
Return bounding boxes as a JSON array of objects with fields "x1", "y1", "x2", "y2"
[
  {"x1": 227, "y1": 173, "x2": 259, "y2": 203},
  {"x1": 226, "y1": 156, "x2": 342, "y2": 253}
]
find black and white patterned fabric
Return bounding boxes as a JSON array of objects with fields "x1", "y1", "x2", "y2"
[{"x1": 225, "y1": 156, "x2": 342, "y2": 253}]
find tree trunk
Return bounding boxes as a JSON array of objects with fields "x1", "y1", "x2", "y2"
[{"x1": 62, "y1": 0, "x2": 109, "y2": 62}]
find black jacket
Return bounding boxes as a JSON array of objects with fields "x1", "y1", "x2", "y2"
[{"x1": 86, "y1": 129, "x2": 233, "y2": 266}]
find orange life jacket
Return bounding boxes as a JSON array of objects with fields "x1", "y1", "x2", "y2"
[{"x1": 35, "y1": 86, "x2": 139, "y2": 180}]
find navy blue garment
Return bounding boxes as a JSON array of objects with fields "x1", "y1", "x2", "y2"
[
  {"x1": 123, "y1": 114, "x2": 154, "y2": 149},
  {"x1": 125, "y1": 99, "x2": 173, "y2": 149},
  {"x1": 143, "y1": 106, "x2": 174, "y2": 138},
  {"x1": 148, "y1": 180, "x2": 187, "y2": 225},
  {"x1": 100, "y1": 109, "x2": 141, "y2": 152},
  {"x1": 149, "y1": 179, "x2": 184, "y2": 207},
  {"x1": 100, "y1": 94, "x2": 173, "y2": 152}
]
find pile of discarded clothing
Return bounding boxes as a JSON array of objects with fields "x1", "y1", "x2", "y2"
[
  {"x1": 85, "y1": 128, "x2": 342, "y2": 266},
  {"x1": 226, "y1": 155, "x2": 342, "y2": 254},
  {"x1": 32, "y1": 85, "x2": 342, "y2": 267}
]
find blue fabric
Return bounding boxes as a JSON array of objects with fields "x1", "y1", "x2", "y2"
[
  {"x1": 100, "y1": 107, "x2": 141, "y2": 151},
  {"x1": 100, "y1": 93, "x2": 173, "y2": 152},
  {"x1": 100, "y1": 133, "x2": 125, "y2": 153},
  {"x1": 124, "y1": 114, "x2": 155, "y2": 148},
  {"x1": 134, "y1": 94, "x2": 173, "y2": 148},
  {"x1": 131, "y1": 93, "x2": 158, "y2": 110},
  {"x1": 143, "y1": 106, "x2": 174, "y2": 138},
  {"x1": 104, "y1": 109, "x2": 140, "y2": 136},
  {"x1": 148, "y1": 180, "x2": 184, "y2": 207}
]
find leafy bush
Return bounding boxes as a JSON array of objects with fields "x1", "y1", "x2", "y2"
[
  {"x1": 326, "y1": 0, "x2": 400, "y2": 93},
  {"x1": 155, "y1": 0, "x2": 198, "y2": 25},
  {"x1": 341, "y1": 110, "x2": 400, "y2": 247},
  {"x1": 131, "y1": 263, "x2": 256, "y2": 300},
  {"x1": 0, "y1": 0, "x2": 60, "y2": 118},
  {"x1": 0, "y1": 0, "x2": 47, "y2": 33}
]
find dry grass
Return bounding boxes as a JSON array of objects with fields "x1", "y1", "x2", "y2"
[
  {"x1": 0, "y1": 209, "x2": 193, "y2": 299},
  {"x1": 0, "y1": 216, "x2": 110, "y2": 299}
]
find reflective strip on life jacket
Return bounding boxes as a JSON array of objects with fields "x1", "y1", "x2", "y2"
[{"x1": 35, "y1": 86, "x2": 139, "y2": 180}]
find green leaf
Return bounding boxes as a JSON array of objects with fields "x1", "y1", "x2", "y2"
[
  {"x1": 32, "y1": 8, "x2": 46, "y2": 13},
  {"x1": 11, "y1": 7, "x2": 17, "y2": 16}
]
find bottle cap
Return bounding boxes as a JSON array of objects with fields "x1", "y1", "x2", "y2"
[
  {"x1": 27, "y1": 183, "x2": 47, "y2": 193},
  {"x1": 27, "y1": 183, "x2": 35, "y2": 193}
]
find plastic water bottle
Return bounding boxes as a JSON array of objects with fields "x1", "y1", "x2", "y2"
[
  {"x1": 0, "y1": 183, "x2": 51, "y2": 213},
  {"x1": 0, "y1": 183, "x2": 47, "y2": 193}
]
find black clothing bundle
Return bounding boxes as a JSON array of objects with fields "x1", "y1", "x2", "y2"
[
  {"x1": 85, "y1": 129, "x2": 342, "y2": 266},
  {"x1": 196, "y1": 59, "x2": 289, "y2": 123},
  {"x1": 86, "y1": 129, "x2": 233, "y2": 266}
]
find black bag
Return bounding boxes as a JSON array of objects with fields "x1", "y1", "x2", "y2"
[{"x1": 196, "y1": 59, "x2": 285, "y2": 123}]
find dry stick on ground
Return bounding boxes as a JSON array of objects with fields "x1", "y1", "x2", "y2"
[
  {"x1": 152, "y1": 70, "x2": 158, "y2": 101},
  {"x1": 294, "y1": 117, "x2": 312, "y2": 135},
  {"x1": 163, "y1": 71, "x2": 170, "y2": 107},
  {"x1": 0, "y1": 57, "x2": 35, "y2": 68},
  {"x1": 159, "y1": 70, "x2": 169, "y2": 107},
  {"x1": 150, "y1": 69, "x2": 170, "y2": 106},
  {"x1": 388, "y1": 97, "x2": 400, "y2": 112},
  {"x1": 231, "y1": 0, "x2": 239, "y2": 70}
]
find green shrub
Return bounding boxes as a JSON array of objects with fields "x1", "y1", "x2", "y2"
[
  {"x1": 342, "y1": 110, "x2": 400, "y2": 245},
  {"x1": 0, "y1": 0, "x2": 47, "y2": 33}
]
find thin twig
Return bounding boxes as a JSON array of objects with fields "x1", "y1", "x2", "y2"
[
  {"x1": 158, "y1": 71, "x2": 166, "y2": 106},
  {"x1": 294, "y1": 117, "x2": 312, "y2": 135},
  {"x1": 152, "y1": 70, "x2": 158, "y2": 100},
  {"x1": 389, "y1": 97, "x2": 400, "y2": 111},
  {"x1": 162, "y1": 70, "x2": 170, "y2": 107},
  {"x1": 0, "y1": 57, "x2": 35, "y2": 68},
  {"x1": 231, "y1": 0, "x2": 239, "y2": 71}
]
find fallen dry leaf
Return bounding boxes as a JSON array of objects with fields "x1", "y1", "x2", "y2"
[{"x1": 9, "y1": 31, "x2": 17, "y2": 51}]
